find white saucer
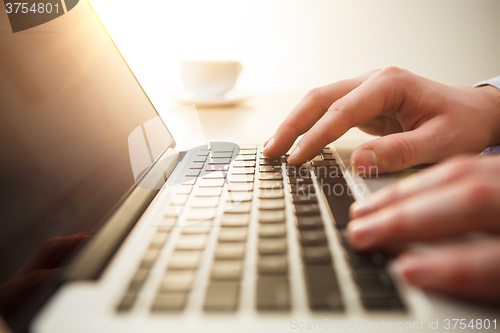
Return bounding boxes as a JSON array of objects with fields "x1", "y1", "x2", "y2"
[{"x1": 171, "y1": 90, "x2": 252, "y2": 107}]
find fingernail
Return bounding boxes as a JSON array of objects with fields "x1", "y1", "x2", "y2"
[
  {"x1": 263, "y1": 138, "x2": 275, "y2": 158},
  {"x1": 347, "y1": 220, "x2": 376, "y2": 249},
  {"x1": 288, "y1": 145, "x2": 300, "y2": 163},
  {"x1": 354, "y1": 149, "x2": 379, "y2": 174},
  {"x1": 264, "y1": 137, "x2": 273, "y2": 148},
  {"x1": 350, "y1": 200, "x2": 373, "y2": 218},
  {"x1": 396, "y1": 256, "x2": 430, "y2": 286}
]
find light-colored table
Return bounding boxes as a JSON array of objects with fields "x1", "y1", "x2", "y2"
[{"x1": 144, "y1": 85, "x2": 377, "y2": 151}]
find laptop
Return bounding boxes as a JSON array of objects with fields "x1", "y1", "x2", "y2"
[{"x1": 0, "y1": 1, "x2": 497, "y2": 332}]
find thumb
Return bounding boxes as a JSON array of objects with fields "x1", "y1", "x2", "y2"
[{"x1": 350, "y1": 127, "x2": 440, "y2": 174}]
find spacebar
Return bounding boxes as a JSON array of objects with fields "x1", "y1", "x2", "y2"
[{"x1": 319, "y1": 177, "x2": 354, "y2": 229}]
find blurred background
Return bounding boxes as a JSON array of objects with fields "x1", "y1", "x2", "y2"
[
  {"x1": 90, "y1": 0, "x2": 500, "y2": 92},
  {"x1": 88, "y1": 0, "x2": 500, "y2": 142}
]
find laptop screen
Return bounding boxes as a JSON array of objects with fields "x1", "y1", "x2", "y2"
[{"x1": 0, "y1": 0, "x2": 174, "y2": 325}]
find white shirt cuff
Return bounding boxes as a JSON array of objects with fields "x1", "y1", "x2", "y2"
[{"x1": 474, "y1": 76, "x2": 500, "y2": 89}]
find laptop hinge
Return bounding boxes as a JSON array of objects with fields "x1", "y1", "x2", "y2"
[{"x1": 63, "y1": 148, "x2": 180, "y2": 281}]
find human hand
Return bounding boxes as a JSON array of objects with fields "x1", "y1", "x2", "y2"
[
  {"x1": 348, "y1": 155, "x2": 500, "y2": 303},
  {"x1": 263, "y1": 67, "x2": 500, "y2": 174}
]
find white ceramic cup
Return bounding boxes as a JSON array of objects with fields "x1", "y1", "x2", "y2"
[{"x1": 179, "y1": 60, "x2": 242, "y2": 98}]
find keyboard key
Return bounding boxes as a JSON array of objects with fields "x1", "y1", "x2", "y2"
[
  {"x1": 312, "y1": 159, "x2": 338, "y2": 167},
  {"x1": 181, "y1": 220, "x2": 213, "y2": 234},
  {"x1": 299, "y1": 230, "x2": 327, "y2": 246},
  {"x1": 259, "y1": 181, "x2": 283, "y2": 190},
  {"x1": 172, "y1": 194, "x2": 189, "y2": 205},
  {"x1": 258, "y1": 199, "x2": 285, "y2": 210},
  {"x1": 199, "y1": 178, "x2": 225, "y2": 187},
  {"x1": 179, "y1": 178, "x2": 196, "y2": 185},
  {"x1": 290, "y1": 183, "x2": 316, "y2": 194},
  {"x1": 191, "y1": 196, "x2": 220, "y2": 208},
  {"x1": 186, "y1": 170, "x2": 201, "y2": 177},
  {"x1": 151, "y1": 292, "x2": 188, "y2": 311},
  {"x1": 209, "y1": 158, "x2": 231, "y2": 164},
  {"x1": 303, "y1": 265, "x2": 343, "y2": 310},
  {"x1": 259, "y1": 165, "x2": 282, "y2": 173},
  {"x1": 117, "y1": 291, "x2": 137, "y2": 312},
  {"x1": 168, "y1": 251, "x2": 202, "y2": 269},
  {"x1": 361, "y1": 295, "x2": 405, "y2": 310},
  {"x1": 221, "y1": 214, "x2": 250, "y2": 227},
  {"x1": 186, "y1": 207, "x2": 218, "y2": 221},
  {"x1": 229, "y1": 175, "x2": 254, "y2": 183},
  {"x1": 295, "y1": 204, "x2": 321, "y2": 216},
  {"x1": 287, "y1": 166, "x2": 310, "y2": 178},
  {"x1": 256, "y1": 276, "x2": 290, "y2": 311},
  {"x1": 296, "y1": 216, "x2": 324, "y2": 230},
  {"x1": 204, "y1": 281, "x2": 240, "y2": 311},
  {"x1": 311, "y1": 155, "x2": 323, "y2": 162},
  {"x1": 238, "y1": 145, "x2": 257, "y2": 151},
  {"x1": 193, "y1": 157, "x2": 207, "y2": 163},
  {"x1": 233, "y1": 161, "x2": 255, "y2": 168},
  {"x1": 235, "y1": 155, "x2": 256, "y2": 161},
  {"x1": 314, "y1": 166, "x2": 340, "y2": 178},
  {"x1": 259, "y1": 158, "x2": 282, "y2": 166},
  {"x1": 228, "y1": 183, "x2": 254, "y2": 192},
  {"x1": 159, "y1": 270, "x2": 196, "y2": 292},
  {"x1": 288, "y1": 177, "x2": 313, "y2": 184},
  {"x1": 171, "y1": 185, "x2": 193, "y2": 195},
  {"x1": 175, "y1": 234, "x2": 208, "y2": 250},
  {"x1": 164, "y1": 204, "x2": 182, "y2": 218},
  {"x1": 129, "y1": 268, "x2": 149, "y2": 290},
  {"x1": 257, "y1": 255, "x2": 288, "y2": 275},
  {"x1": 302, "y1": 246, "x2": 331, "y2": 264},
  {"x1": 259, "y1": 223, "x2": 286, "y2": 238},
  {"x1": 218, "y1": 227, "x2": 248, "y2": 242},
  {"x1": 196, "y1": 187, "x2": 223, "y2": 197},
  {"x1": 238, "y1": 150, "x2": 257, "y2": 155},
  {"x1": 224, "y1": 201, "x2": 252, "y2": 213},
  {"x1": 230, "y1": 167, "x2": 255, "y2": 175},
  {"x1": 211, "y1": 260, "x2": 243, "y2": 280},
  {"x1": 258, "y1": 239, "x2": 287, "y2": 255},
  {"x1": 346, "y1": 251, "x2": 387, "y2": 269},
  {"x1": 205, "y1": 163, "x2": 230, "y2": 171},
  {"x1": 354, "y1": 271, "x2": 396, "y2": 290},
  {"x1": 190, "y1": 162, "x2": 205, "y2": 169},
  {"x1": 214, "y1": 243, "x2": 246, "y2": 259},
  {"x1": 320, "y1": 177, "x2": 354, "y2": 229},
  {"x1": 211, "y1": 152, "x2": 232, "y2": 158},
  {"x1": 150, "y1": 231, "x2": 169, "y2": 248},
  {"x1": 259, "y1": 173, "x2": 283, "y2": 181},
  {"x1": 140, "y1": 248, "x2": 160, "y2": 268},
  {"x1": 259, "y1": 188, "x2": 285, "y2": 199},
  {"x1": 202, "y1": 171, "x2": 227, "y2": 179},
  {"x1": 157, "y1": 217, "x2": 177, "y2": 232},
  {"x1": 322, "y1": 153, "x2": 335, "y2": 160},
  {"x1": 292, "y1": 194, "x2": 317, "y2": 204},
  {"x1": 225, "y1": 192, "x2": 253, "y2": 202},
  {"x1": 259, "y1": 210, "x2": 286, "y2": 223}
]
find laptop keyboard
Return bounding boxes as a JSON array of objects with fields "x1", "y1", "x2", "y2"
[{"x1": 116, "y1": 146, "x2": 405, "y2": 313}]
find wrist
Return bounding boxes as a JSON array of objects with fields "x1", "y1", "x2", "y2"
[{"x1": 475, "y1": 85, "x2": 500, "y2": 147}]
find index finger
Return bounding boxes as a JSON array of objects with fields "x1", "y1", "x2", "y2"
[
  {"x1": 263, "y1": 70, "x2": 378, "y2": 158},
  {"x1": 286, "y1": 67, "x2": 412, "y2": 165}
]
